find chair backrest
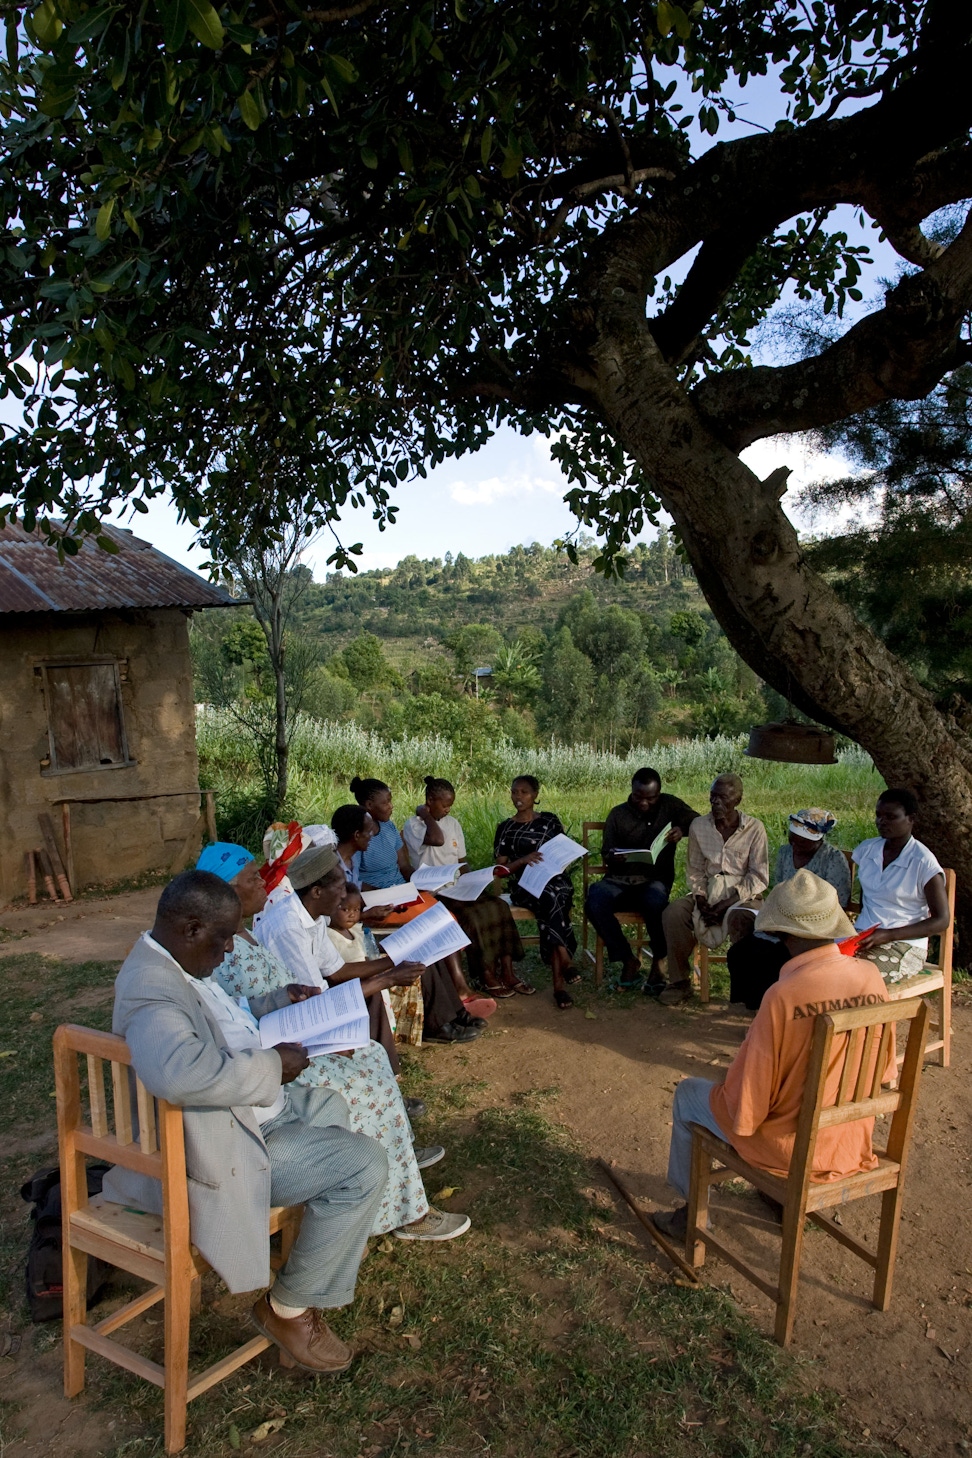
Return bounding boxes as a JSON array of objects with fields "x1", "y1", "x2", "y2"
[
  {"x1": 791, "y1": 996, "x2": 930, "y2": 1190},
  {"x1": 581, "y1": 821, "x2": 606, "y2": 888},
  {"x1": 54, "y1": 1024, "x2": 191, "y2": 1265},
  {"x1": 926, "y1": 868, "x2": 956, "y2": 973}
]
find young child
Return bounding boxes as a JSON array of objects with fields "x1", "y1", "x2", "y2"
[{"x1": 328, "y1": 887, "x2": 426, "y2": 1046}]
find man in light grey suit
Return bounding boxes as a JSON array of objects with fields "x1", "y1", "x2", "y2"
[{"x1": 102, "y1": 870, "x2": 388, "y2": 1374}]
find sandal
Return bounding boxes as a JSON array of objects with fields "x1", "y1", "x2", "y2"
[
  {"x1": 562, "y1": 967, "x2": 582, "y2": 985},
  {"x1": 483, "y1": 981, "x2": 515, "y2": 999},
  {"x1": 510, "y1": 978, "x2": 536, "y2": 996},
  {"x1": 554, "y1": 989, "x2": 574, "y2": 1010}
]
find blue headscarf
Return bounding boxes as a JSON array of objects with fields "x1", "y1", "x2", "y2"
[{"x1": 196, "y1": 842, "x2": 255, "y2": 883}]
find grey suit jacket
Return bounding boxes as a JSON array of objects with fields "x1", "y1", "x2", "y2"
[{"x1": 102, "y1": 936, "x2": 349, "y2": 1294}]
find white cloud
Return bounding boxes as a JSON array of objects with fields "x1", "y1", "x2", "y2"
[{"x1": 449, "y1": 472, "x2": 563, "y2": 506}]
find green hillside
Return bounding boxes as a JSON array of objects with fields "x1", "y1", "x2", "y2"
[{"x1": 191, "y1": 534, "x2": 782, "y2": 817}]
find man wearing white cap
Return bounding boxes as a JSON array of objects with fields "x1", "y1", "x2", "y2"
[{"x1": 651, "y1": 869, "x2": 894, "y2": 1241}]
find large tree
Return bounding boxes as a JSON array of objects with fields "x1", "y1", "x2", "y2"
[{"x1": 2, "y1": 0, "x2": 972, "y2": 931}]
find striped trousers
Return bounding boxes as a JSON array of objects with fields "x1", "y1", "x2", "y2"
[{"x1": 261, "y1": 1099, "x2": 388, "y2": 1309}]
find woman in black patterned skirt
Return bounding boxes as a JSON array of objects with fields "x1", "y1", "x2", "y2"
[{"x1": 493, "y1": 776, "x2": 581, "y2": 1010}]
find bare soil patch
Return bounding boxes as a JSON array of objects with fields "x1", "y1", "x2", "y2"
[
  {"x1": 0, "y1": 890, "x2": 161, "y2": 964},
  {"x1": 1, "y1": 893, "x2": 969, "y2": 1456},
  {"x1": 425, "y1": 985, "x2": 972, "y2": 1458}
]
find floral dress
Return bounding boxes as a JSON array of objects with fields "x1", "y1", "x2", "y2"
[
  {"x1": 493, "y1": 811, "x2": 577, "y2": 965},
  {"x1": 215, "y1": 934, "x2": 428, "y2": 1234}
]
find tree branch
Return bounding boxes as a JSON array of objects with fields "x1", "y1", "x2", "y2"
[{"x1": 691, "y1": 207, "x2": 972, "y2": 450}]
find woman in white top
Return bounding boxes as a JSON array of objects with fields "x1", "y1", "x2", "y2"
[
  {"x1": 852, "y1": 788, "x2": 950, "y2": 984},
  {"x1": 403, "y1": 776, "x2": 531, "y2": 997}
]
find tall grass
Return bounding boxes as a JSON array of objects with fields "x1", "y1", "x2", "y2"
[{"x1": 197, "y1": 707, "x2": 884, "y2": 866}]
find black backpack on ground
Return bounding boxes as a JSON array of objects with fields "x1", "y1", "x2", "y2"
[{"x1": 21, "y1": 1163, "x2": 114, "y2": 1322}]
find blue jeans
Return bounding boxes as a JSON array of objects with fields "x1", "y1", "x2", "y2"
[
  {"x1": 667, "y1": 1077, "x2": 727, "y2": 1201},
  {"x1": 585, "y1": 877, "x2": 669, "y2": 965}
]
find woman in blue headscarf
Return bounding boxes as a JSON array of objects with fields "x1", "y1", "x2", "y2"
[{"x1": 195, "y1": 842, "x2": 463, "y2": 1242}]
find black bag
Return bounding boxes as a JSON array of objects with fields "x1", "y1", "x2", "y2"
[{"x1": 21, "y1": 1163, "x2": 114, "y2": 1323}]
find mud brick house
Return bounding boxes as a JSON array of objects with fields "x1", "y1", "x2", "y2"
[{"x1": 0, "y1": 522, "x2": 237, "y2": 905}]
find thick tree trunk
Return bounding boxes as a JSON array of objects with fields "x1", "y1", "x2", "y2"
[{"x1": 591, "y1": 308, "x2": 972, "y2": 956}]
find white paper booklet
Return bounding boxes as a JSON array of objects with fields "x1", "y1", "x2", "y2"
[
  {"x1": 258, "y1": 980, "x2": 369, "y2": 1054},
  {"x1": 380, "y1": 899, "x2": 471, "y2": 965},
  {"x1": 517, "y1": 834, "x2": 588, "y2": 898},
  {"x1": 360, "y1": 882, "x2": 419, "y2": 910},
  {"x1": 411, "y1": 864, "x2": 460, "y2": 892},
  {"x1": 438, "y1": 865, "x2": 499, "y2": 902}
]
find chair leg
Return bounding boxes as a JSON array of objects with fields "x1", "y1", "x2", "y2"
[
  {"x1": 595, "y1": 938, "x2": 604, "y2": 988},
  {"x1": 62, "y1": 1243, "x2": 88, "y2": 1398},
  {"x1": 189, "y1": 1274, "x2": 202, "y2": 1315},
  {"x1": 938, "y1": 982, "x2": 951, "y2": 1068},
  {"x1": 163, "y1": 1270, "x2": 192, "y2": 1455},
  {"x1": 698, "y1": 947, "x2": 710, "y2": 1004},
  {"x1": 686, "y1": 1134, "x2": 710, "y2": 1271},
  {"x1": 774, "y1": 1198, "x2": 809, "y2": 1347},
  {"x1": 279, "y1": 1210, "x2": 301, "y2": 1265},
  {"x1": 872, "y1": 1185, "x2": 905, "y2": 1311}
]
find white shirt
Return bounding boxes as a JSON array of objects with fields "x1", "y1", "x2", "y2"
[
  {"x1": 142, "y1": 934, "x2": 285, "y2": 1125},
  {"x1": 853, "y1": 835, "x2": 944, "y2": 955},
  {"x1": 253, "y1": 891, "x2": 344, "y2": 988},
  {"x1": 402, "y1": 813, "x2": 466, "y2": 868}
]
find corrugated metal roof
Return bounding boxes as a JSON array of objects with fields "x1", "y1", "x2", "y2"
[{"x1": 0, "y1": 522, "x2": 240, "y2": 613}]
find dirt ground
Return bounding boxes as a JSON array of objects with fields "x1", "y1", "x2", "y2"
[{"x1": 2, "y1": 891, "x2": 970, "y2": 1457}]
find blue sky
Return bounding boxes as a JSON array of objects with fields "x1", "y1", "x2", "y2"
[{"x1": 116, "y1": 428, "x2": 851, "y2": 578}]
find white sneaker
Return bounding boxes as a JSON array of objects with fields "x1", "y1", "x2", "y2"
[{"x1": 394, "y1": 1207, "x2": 471, "y2": 1241}]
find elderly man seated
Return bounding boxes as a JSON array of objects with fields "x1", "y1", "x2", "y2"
[
  {"x1": 651, "y1": 870, "x2": 894, "y2": 1241},
  {"x1": 103, "y1": 870, "x2": 388, "y2": 1375},
  {"x1": 659, "y1": 773, "x2": 769, "y2": 1005}
]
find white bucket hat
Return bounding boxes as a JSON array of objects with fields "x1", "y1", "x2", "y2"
[{"x1": 754, "y1": 868, "x2": 854, "y2": 942}]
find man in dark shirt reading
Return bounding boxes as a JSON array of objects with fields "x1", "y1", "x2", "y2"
[{"x1": 585, "y1": 768, "x2": 699, "y2": 990}]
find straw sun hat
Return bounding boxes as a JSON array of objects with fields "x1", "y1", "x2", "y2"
[{"x1": 754, "y1": 868, "x2": 855, "y2": 942}]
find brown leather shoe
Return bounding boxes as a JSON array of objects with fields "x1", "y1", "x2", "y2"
[{"x1": 251, "y1": 1294, "x2": 352, "y2": 1373}]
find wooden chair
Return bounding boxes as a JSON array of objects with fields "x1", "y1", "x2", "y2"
[
  {"x1": 684, "y1": 995, "x2": 929, "y2": 1346},
  {"x1": 580, "y1": 820, "x2": 647, "y2": 987},
  {"x1": 845, "y1": 854, "x2": 954, "y2": 1069},
  {"x1": 694, "y1": 943, "x2": 722, "y2": 1004},
  {"x1": 54, "y1": 1024, "x2": 303, "y2": 1455},
  {"x1": 509, "y1": 904, "x2": 541, "y2": 949}
]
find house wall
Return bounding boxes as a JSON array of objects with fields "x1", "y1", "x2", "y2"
[{"x1": 0, "y1": 609, "x2": 203, "y2": 905}]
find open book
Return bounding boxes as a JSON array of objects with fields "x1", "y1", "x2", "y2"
[
  {"x1": 411, "y1": 863, "x2": 460, "y2": 893},
  {"x1": 517, "y1": 834, "x2": 587, "y2": 898},
  {"x1": 438, "y1": 865, "x2": 499, "y2": 902},
  {"x1": 380, "y1": 899, "x2": 471, "y2": 965},
  {"x1": 360, "y1": 882, "x2": 419, "y2": 910},
  {"x1": 258, "y1": 980, "x2": 370, "y2": 1056},
  {"x1": 610, "y1": 822, "x2": 673, "y2": 866}
]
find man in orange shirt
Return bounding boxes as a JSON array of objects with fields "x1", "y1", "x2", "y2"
[{"x1": 652, "y1": 869, "x2": 893, "y2": 1241}]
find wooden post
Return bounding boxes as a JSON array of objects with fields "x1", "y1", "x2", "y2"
[
  {"x1": 39, "y1": 813, "x2": 73, "y2": 902},
  {"x1": 36, "y1": 848, "x2": 60, "y2": 902},
  {"x1": 61, "y1": 802, "x2": 75, "y2": 896},
  {"x1": 203, "y1": 790, "x2": 217, "y2": 845},
  {"x1": 25, "y1": 850, "x2": 37, "y2": 905}
]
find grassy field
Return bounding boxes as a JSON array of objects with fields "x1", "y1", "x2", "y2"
[
  {"x1": 199, "y1": 714, "x2": 885, "y2": 882},
  {"x1": 0, "y1": 950, "x2": 884, "y2": 1458}
]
